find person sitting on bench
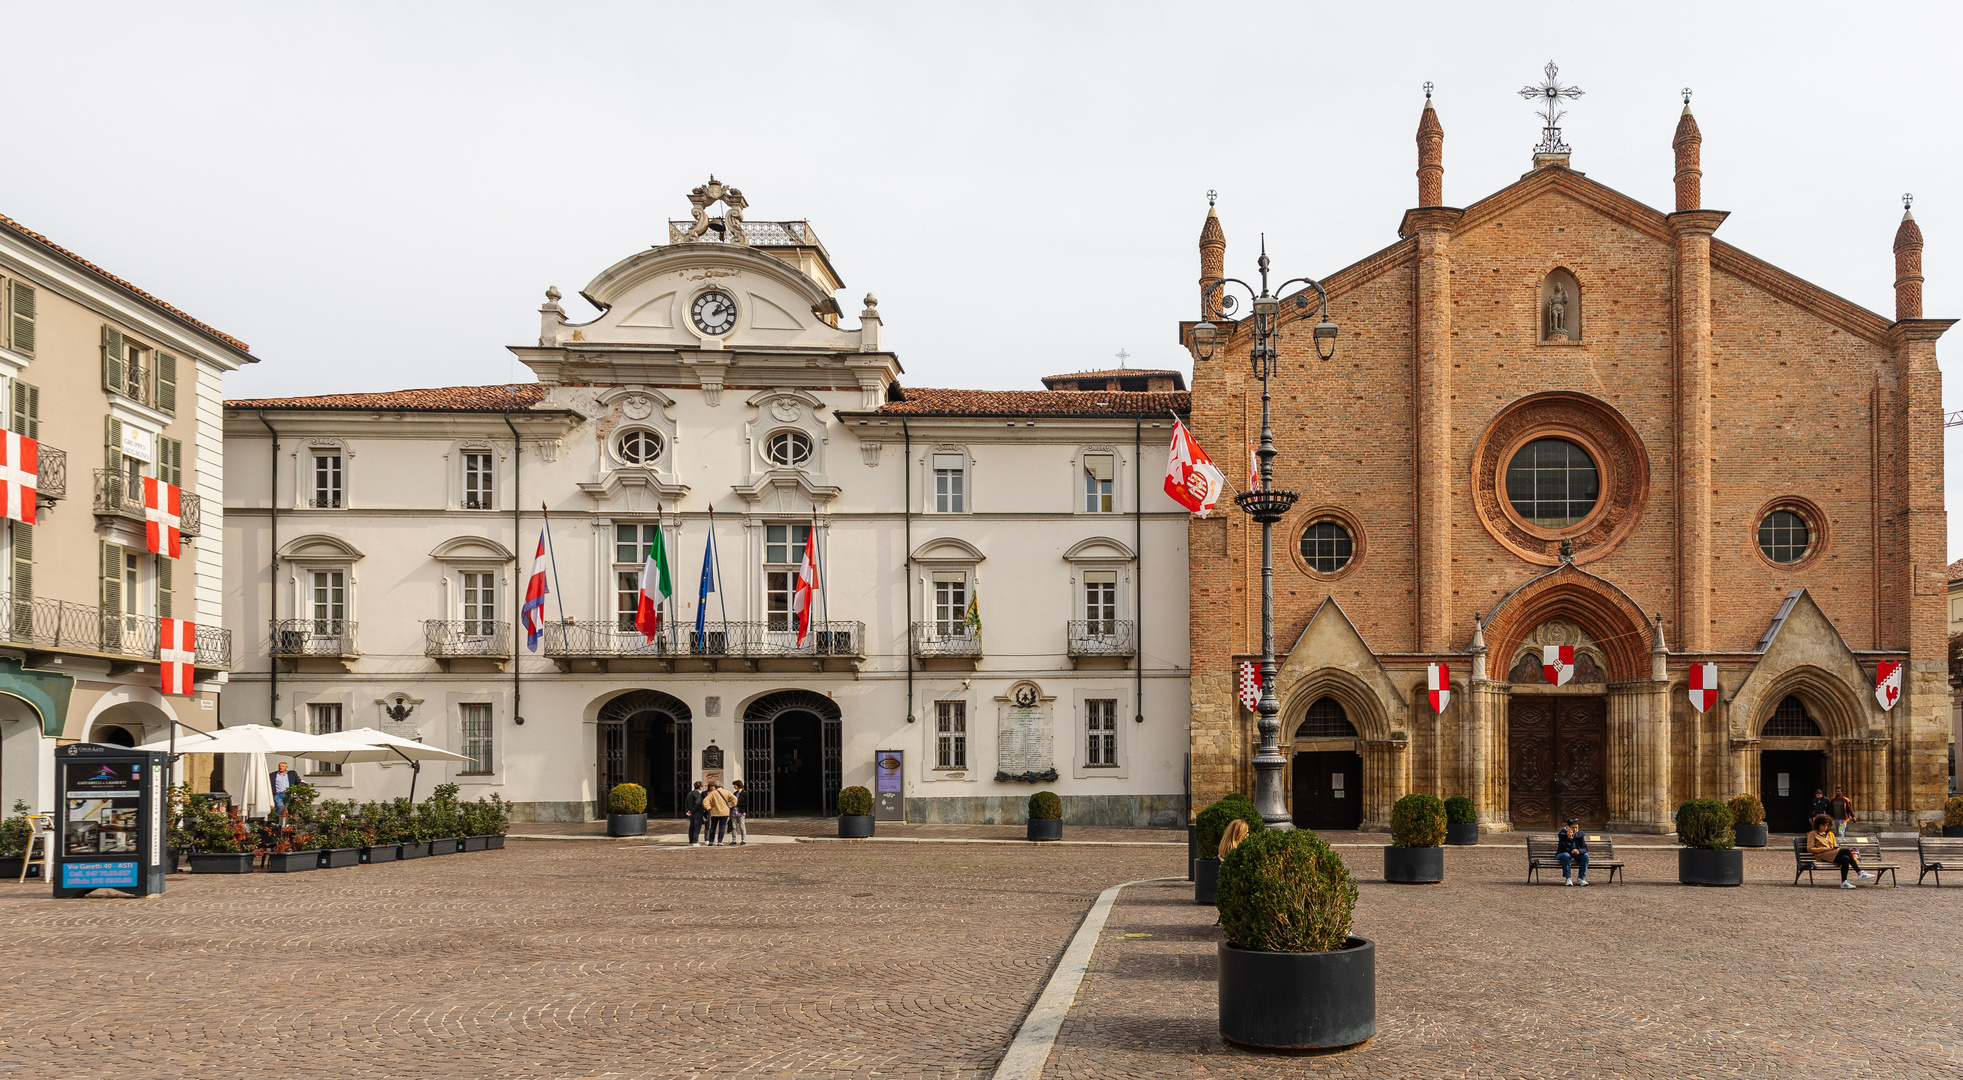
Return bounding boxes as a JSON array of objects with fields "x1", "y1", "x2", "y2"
[
  {"x1": 1557, "y1": 818, "x2": 1590, "y2": 886},
  {"x1": 1808, "y1": 814, "x2": 1874, "y2": 889}
]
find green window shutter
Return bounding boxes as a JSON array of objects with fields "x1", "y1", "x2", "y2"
[
  {"x1": 101, "y1": 326, "x2": 125, "y2": 394},
  {"x1": 10, "y1": 382, "x2": 37, "y2": 440},
  {"x1": 9, "y1": 282, "x2": 33, "y2": 356},
  {"x1": 105, "y1": 415, "x2": 123, "y2": 472},
  {"x1": 156, "y1": 352, "x2": 177, "y2": 416},
  {"x1": 100, "y1": 540, "x2": 122, "y2": 651},
  {"x1": 10, "y1": 521, "x2": 29, "y2": 640},
  {"x1": 155, "y1": 553, "x2": 172, "y2": 620},
  {"x1": 161, "y1": 437, "x2": 183, "y2": 487}
]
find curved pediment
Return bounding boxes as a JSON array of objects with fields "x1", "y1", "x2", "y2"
[
  {"x1": 912, "y1": 537, "x2": 985, "y2": 563},
  {"x1": 557, "y1": 244, "x2": 863, "y2": 353},
  {"x1": 279, "y1": 533, "x2": 364, "y2": 561},
  {"x1": 429, "y1": 535, "x2": 515, "y2": 562},
  {"x1": 1063, "y1": 536, "x2": 1135, "y2": 562}
]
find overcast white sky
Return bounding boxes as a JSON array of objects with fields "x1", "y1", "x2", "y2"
[{"x1": 8, "y1": 2, "x2": 1963, "y2": 549}]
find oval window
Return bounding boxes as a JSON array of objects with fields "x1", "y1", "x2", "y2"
[
  {"x1": 1505, "y1": 438, "x2": 1599, "y2": 529},
  {"x1": 1299, "y1": 520, "x2": 1353, "y2": 573},
  {"x1": 1758, "y1": 509, "x2": 1810, "y2": 564},
  {"x1": 618, "y1": 430, "x2": 664, "y2": 465},
  {"x1": 766, "y1": 431, "x2": 813, "y2": 467}
]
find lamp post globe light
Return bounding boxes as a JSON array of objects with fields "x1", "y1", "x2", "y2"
[{"x1": 1193, "y1": 241, "x2": 1337, "y2": 831}]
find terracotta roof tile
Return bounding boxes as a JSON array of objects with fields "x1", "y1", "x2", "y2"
[
  {"x1": 1948, "y1": 556, "x2": 1963, "y2": 583},
  {"x1": 1039, "y1": 368, "x2": 1187, "y2": 390},
  {"x1": 873, "y1": 387, "x2": 1189, "y2": 418},
  {"x1": 0, "y1": 212, "x2": 250, "y2": 355},
  {"x1": 226, "y1": 383, "x2": 548, "y2": 412}
]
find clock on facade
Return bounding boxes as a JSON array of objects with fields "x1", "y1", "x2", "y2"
[{"x1": 691, "y1": 290, "x2": 738, "y2": 335}]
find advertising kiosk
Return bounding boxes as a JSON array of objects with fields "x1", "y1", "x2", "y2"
[{"x1": 52, "y1": 744, "x2": 167, "y2": 898}]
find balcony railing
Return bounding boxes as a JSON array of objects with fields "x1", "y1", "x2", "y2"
[
  {"x1": 1067, "y1": 619, "x2": 1135, "y2": 658},
  {"x1": 92, "y1": 470, "x2": 202, "y2": 537},
  {"x1": 424, "y1": 620, "x2": 512, "y2": 659},
  {"x1": 544, "y1": 619, "x2": 865, "y2": 660},
  {"x1": 1, "y1": 596, "x2": 230, "y2": 668},
  {"x1": 35, "y1": 445, "x2": 64, "y2": 501},
  {"x1": 911, "y1": 621, "x2": 982, "y2": 658},
  {"x1": 270, "y1": 619, "x2": 357, "y2": 658}
]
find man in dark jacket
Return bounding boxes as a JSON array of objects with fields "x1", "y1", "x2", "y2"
[
  {"x1": 1556, "y1": 818, "x2": 1590, "y2": 886},
  {"x1": 686, "y1": 781, "x2": 706, "y2": 847},
  {"x1": 1809, "y1": 790, "x2": 1831, "y2": 826}
]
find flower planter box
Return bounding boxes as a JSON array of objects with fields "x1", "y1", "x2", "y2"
[
  {"x1": 399, "y1": 842, "x2": 431, "y2": 860},
  {"x1": 188, "y1": 852, "x2": 255, "y2": 874},
  {"x1": 360, "y1": 844, "x2": 400, "y2": 864},
  {"x1": 1678, "y1": 847, "x2": 1744, "y2": 886},
  {"x1": 432, "y1": 838, "x2": 463, "y2": 855},
  {"x1": 1218, "y1": 937, "x2": 1376, "y2": 1050},
  {"x1": 1384, "y1": 846, "x2": 1445, "y2": 883},
  {"x1": 838, "y1": 815, "x2": 874, "y2": 838},
  {"x1": 607, "y1": 813, "x2": 647, "y2": 837},
  {"x1": 1734, "y1": 824, "x2": 1769, "y2": 848},
  {"x1": 264, "y1": 850, "x2": 321, "y2": 873},
  {"x1": 318, "y1": 848, "x2": 361, "y2": 869},
  {"x1": 1942, "y1": 825, "x2": 1963, "y2": 838},
  {"x1": 487, "y1": 834, "x2": 506, "y2": 849},
  {"x1": 1445, "y1": 823, "x2": 1480, "y2": 846},
  {"x1": 463, "y1": 835, "x2": 492, "y2": 852},
  {"x1": 1027, "y1": 818, "x2": 1063, "y2": 842},
  {"x1": 0, "y1": 856, "x2": 45, "y2": 880},
  {"x1": 1194, "y1": 857, "x2": 1220, "y2": 904}
]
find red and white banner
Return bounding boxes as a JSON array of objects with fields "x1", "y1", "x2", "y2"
[
  {"x1": 1164, "y1": 418, "x2": 1225, "y2": 517},
  {"x1": 1248, "y1": 442, "x2": 1259, "y2": 494},
  {"x1": 144, "y1": 477, "x2": 182, "y2": 558},
  {"x1": 1238, "y1": 661, "x2": 1262, "y2": 711},
  {"x1": 1427, "y1": 663, "x2": 1451, "y2": 713},
  {"x1": 792, "y1": 531, "x2": 820, "y2": 645},
  {"x1": 159, "y1": 618, "x2": 196, "y2": 695},
  {"x1": 1687, "y1": 662, "x2": 1718, "y2": 713},
  {"x1": 0, "y1": 431, "x2": 36, "y2": 525},
  {"x1": 1875, "y1": 660, "x2": 1903, "y2": 711},
  {"x1": 1541, "y1": 645, "x2": 1575, "y2": 686}
]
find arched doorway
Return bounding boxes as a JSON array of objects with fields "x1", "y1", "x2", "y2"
[
  {"x1": 597, "y1": 691, "x2": 692, "y2": 817},
  {"x1": 1760, "y1": 695, "x2": 1825, "y2": 833},
  {"x1": 93, "y1": 725, "x2": 138, "y2": 747},
  {"x1": 742, "y1": 690, "x2": 841, "y2": 817},
  {"x1": 1291, "y1": 698, "x2": 1362, "y2": 831}
]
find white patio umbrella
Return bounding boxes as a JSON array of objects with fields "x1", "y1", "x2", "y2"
[
  {"x1": 313, "y1": 728, "x2": 473, "y2": 802},
  {"x1": 134, "y1": 724, "x2": 355, "y2": 816}
]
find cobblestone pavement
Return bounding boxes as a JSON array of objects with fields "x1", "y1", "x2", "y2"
[
  {"x1": 515, "y1": 819, "x2": 1183, "y2": 844},
  {"x1": 1047, "y1": 845, "x2": 1963, "y2": 1080},
  {"x1": 0, "y1": 839, "x2": 1176, "y2": 1080}
]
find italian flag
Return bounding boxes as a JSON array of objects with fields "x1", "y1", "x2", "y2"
[{"x1": 635, "y1": 525, "x2": 673, "y2": 642}]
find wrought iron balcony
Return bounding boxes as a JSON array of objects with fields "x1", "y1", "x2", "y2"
[
  {"x1": 423, "y1": 620, "x2": 512, "y2": 661},
  {"x1": 1, "y1": 596, "x2": 230, "y2": 668},
  {"x1": 1067, "y1": 619, "x2": 1135, "y2": 658},
  {"x1": 911, "y1": 621, "x2": 982, "y2": 659},
  {"x1": 34, "y1": 445, "x2": 64, "y2": 501},
  {"x1": 270, "y1": 619, "x2": 357, "y2": 658},
  {"x1": 92, "y1": 470, "x2": 202, "y2": 537},
  {"x1": 543, "y1": 619, "x2": 865, "y2": 668}
]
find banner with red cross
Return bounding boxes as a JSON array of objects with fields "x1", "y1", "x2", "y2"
[
  {"x1": 1687, "y1": 662, "x2": 1718, "y2": 713},
  {"x1": 159, "y1": 618, "x2": 196, "y2": 695},
  {"x1": 144, "y1": 477, "x2": 182, "y2": 558},
  {"x1": 1874, "y1": 660, "x2": 1902, "y2": 711},
  {"x1": 0, "y1": 431, "x2": 36, "y2": 525},
  {"x1": 1238, "y1": 661, "x2": 1263, "y2": 711}
]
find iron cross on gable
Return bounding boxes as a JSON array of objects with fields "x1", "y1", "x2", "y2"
[{"x1": 1519, "y1": 61, "x2": 1584, "y2": 155}]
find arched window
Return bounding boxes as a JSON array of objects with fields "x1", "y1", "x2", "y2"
[
  {"x1": 1295, "y1": 697, "x2": 1358, "y2": 739},
  {"x1": 617, "y1": 430, "x2": 664, "y2": 466},
  {"x1": 766, "y1": 430, "x2": 813, "y2": 468},
  {"x1": 1762, "y1": 695, "x2": 1822, "y2": 737}
]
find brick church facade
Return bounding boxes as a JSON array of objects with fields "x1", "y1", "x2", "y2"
[{"x1": 1184, "y1": 90, "x2": 1952, "y2": 833}]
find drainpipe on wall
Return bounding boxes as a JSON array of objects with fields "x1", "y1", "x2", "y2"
[
  {"x1": 503, "y1": 412, "x2": 523, "y2": 729},
  {"x1": 257, "y1": 412, "x2": 278, "y2": 728},
  {"x1": 1135, "y1": 418, "x2": 1143, "y2": 727},
  {"x1": 902, "y1": 422, "x2": 913, "y2": 727}
]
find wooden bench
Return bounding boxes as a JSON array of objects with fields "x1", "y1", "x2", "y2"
[
  {"x1": 1915, "y1": 837, "x2": 1963, "y2": 886},
  {"x1": 1792, "y1": 836, "x2": 1898, "y2": 886},
  {"x1": 1526, "y1": 834, "x2": 1625, "y2": 884}
]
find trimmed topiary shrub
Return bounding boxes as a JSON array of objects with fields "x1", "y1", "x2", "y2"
[
  {"x1": 1726, "y1": 793, "x2": 1765, "y2": 827},
  {"x1": 607, "y1": 783, "x2": 647, "y2": 815},
  {"x1": 1390, "y1": 793, "x2": 1447, "y2": 848},
  {"x1": 1675, "y1": 798, "x2": 1735, "y2": 850},
  {"x1": 0, "y1": 800, "x2": 31, "y2": 857},
  {"x1": 1443, "y1": 796, "x2": 1477, "y2": 825},
  {"x1": 1195, "y1": 796, "x2": 1265, "y2": 857},
  {"x1": 1944, "y1": 796, "x2": 1963, "y2": 828},
  {"x1": 1028, "y1": 791, "x2": 1062, "y2": 820},
  {"x1": 1217, "y1": 828, "x2": 1359, "y2": 953},
  {"x1": 837, "y1": 785, "x2": 873, "y2": 817}
]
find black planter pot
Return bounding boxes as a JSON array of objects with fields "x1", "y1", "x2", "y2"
[
  {"x1": 1943, "y1": 825, "x2": 1963, "y2": 838},
  {"x1": 1027, "y1": 818, "x2": 1063, "y2": 841},
  {"x1": 463, "y1": 835, "x2": 491, "y2": 852},
  {"x1": 1218, "y1": 937, "x2": 1376, "y2": 1051},
  {"x1": 360, "y1": 844, "x2": 400, "y2": 864},
  {"x1": 1383, "y1": 846, "x2": 1445, "y2": 883},
  {"x1": 607, "y1": 813, "x2": 647, "y2": 837},
  {"x1": 0, "y1": 855, "x2": 45, "y2": 880},
  {"x1": 265, "y1": 850, "x2": 320, "y2": 873},
  {"x1": 838, "y1": 815, "x2": 875, "y2": 838},
  {"x1": 164, "y1": 845, "x2": 184, "y2": 873},
  {"x1": 1186, "y1": 824, "x2": 1197, "y2": 881},
  {"x1": 1445, "y1": 823, "x2": 1480, "y2": 846},
  {"x1": 434, "y1": 838, "x2": 464, "y2": 855},
  {"x1": 1195, "y1": 857, "x2": 1220, "y2": 904},
  {"x1": 1734, "y1": 824, "x2": 1769, "y2": 848},
  {"x1": 399, "y1": 842, "x2": 430, "y2": 860},
  {"x1": 318, "y1": 848, "x2": 361, "y2": 869},
  {"x1": 188, "y1": 852, "x2": 254, "y2": 874},
  {"x1": 488, "y1": 834, "x2": 506, "y2": 849},
  {"x1": 1678, "y1": 847, "x2": 1744, "y2": 886}
]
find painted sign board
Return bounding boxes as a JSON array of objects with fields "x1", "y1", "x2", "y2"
[
  {"x1": 874, "y1": 750, "x2": 904, "y2": 821},
  {"x1": 54, "y1": 744, "x2": 167, "y2": 898}
]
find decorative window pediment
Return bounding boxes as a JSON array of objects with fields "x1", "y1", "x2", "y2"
[{"x1": 279, "y1": 533, "x2": 364, "y2": 563}]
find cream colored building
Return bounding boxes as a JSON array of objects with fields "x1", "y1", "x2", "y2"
[
  {"x1": 222, "y1": 181, "x2": 1193, "y2": 824},
  {"x1": 0, "y1": 212, "x2": 253, "y2": 812}
]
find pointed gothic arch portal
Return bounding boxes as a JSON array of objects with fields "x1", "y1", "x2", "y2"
[
  {"x1": 742, "y1": 690, "x2": 842, "y2": 818},
  {"x1": 1291, "y1": 697, "x2": 1362, "y2": 831},
  {"x1": 597, "y1": 690, "x2": 693, "y2": 817}
]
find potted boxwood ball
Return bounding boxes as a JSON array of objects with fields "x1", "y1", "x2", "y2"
[
  {"x1": 1194, "y1": 795, "x2": 1264, "y2": 905},
  {"x1": 1943, "y1": 796, "x2": 1963, "y2": 839},
  {"x1": 838, "y1": 785, "x2": 875, "y2": 837},
  {"x1": 1026, "y1": 790, "x2": 1063, "y2": 841},
  {"x1": 1676, "y1": 798, "x2": 1742, "y2": 886},
  {"x1": 1384, "y1": 793, "x2": 1446, "y2": 883},
  {"x1": 1727, "y1": 793, "x2": 1768, "y2": 848},
  {"x1": 1443, "y1": 795, "x2": 1479, "y2": 846},
  {"x1": 607, "y1": 783, "x2": 648, "y2": 837},
  {"x1": 1216, "y1": 827, "x2": 1373, "y2": 1050}
]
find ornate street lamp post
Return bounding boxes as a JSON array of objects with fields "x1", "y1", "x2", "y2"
[{"x1": 1193, "y1": 242, "x2": 1337, "y2": 830}]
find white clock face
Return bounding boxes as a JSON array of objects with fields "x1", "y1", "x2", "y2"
[{"x1": 691, "y1": 290, "x2": 737, "y2": 336}]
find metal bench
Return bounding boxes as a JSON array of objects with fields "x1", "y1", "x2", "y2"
[
  {"x1": 1915, "y1": 836, "x2": 1963, "y2": 886},
  {"x1": 1792, "y1": 836, "x2": 1897, "y2": 886},
  {"x1": 1526, "y1": 834, "x2": 1624, "y2": 884}
]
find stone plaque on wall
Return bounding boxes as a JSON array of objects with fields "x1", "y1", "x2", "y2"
[{"x1": 995, "y1": 682, "x2": 1055, "y2": 779}]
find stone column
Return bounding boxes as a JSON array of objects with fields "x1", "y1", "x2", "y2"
[
  {"x1": 1406, "y1": 208, "x2": 1464, "y2": 651},
  {"x1": 1607, "y1": 680, "x2": 1674, "y2": 833},
  {"x1": 1362, "y1": 739, "x2": 1410, "y2": 832},
  {"x1": 1467, "y1": 678, "x2": 1511, "y2": 830},
  {"x1": 1731, "y1": 738, "x2": 1761, "y2": 801},
  {"x1": 1668, "y1": 209, "x2": 1728, "y2": 652}
]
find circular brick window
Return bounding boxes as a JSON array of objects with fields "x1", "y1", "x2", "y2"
[
  {"x1": 1471, "y1": 392, "x2": 1649, "y2": 566},
  {"x1": 1290, "y1": 507, "x2": 1365, "y2": 580},
  {"x1": 1751, "y1": 497, "x2": 1826, "y2": 570}
]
